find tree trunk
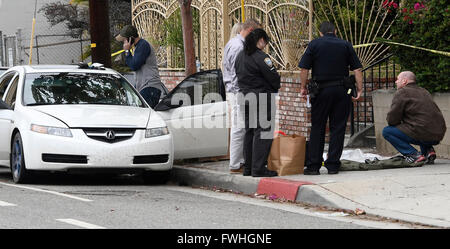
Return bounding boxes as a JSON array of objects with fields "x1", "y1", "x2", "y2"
[
  {"x1": 179, "y1": 0, "x2": 196, "y2": 77},
  {"x1": 89, "y1": 0, "x2": 111, "y2": 67}
]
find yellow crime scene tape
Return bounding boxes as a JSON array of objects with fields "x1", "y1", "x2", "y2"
[
  {"x1": 111, "y1": 50, "x2": 125, "y2": 57},
  {"x1": 353, "y1": 41, "x2": 450, "y2": 57},
  {"x1": 107, "y1": 40, "x2": 448, "y2": 64}
]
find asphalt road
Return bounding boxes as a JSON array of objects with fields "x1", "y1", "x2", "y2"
[{"x1": 0, "y1": 167, "x2": 410, "y2": 230}]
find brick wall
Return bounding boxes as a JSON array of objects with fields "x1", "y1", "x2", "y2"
[
  {"x1": 159, "y1": 69, "x2": 186, "y2": 91},
  {"x1": 277, "y1": 71, "x2": 311, "y2": 138},
  {"x1": 158, "y1": 70, "x2": 362, "y2": 141}
]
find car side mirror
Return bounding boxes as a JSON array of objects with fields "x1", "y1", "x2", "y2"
[
  {"x1": 154, "y1": 97, "x2": 183, "y2": 111},
  {"x1": 0, "y1": 100, "x2": 11, "y2": 110}
]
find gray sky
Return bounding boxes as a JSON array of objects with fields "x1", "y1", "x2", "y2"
[
  {"x1": 0, "y1": 0, "x2": 88, "y2": 65},
  {"x1": 0, "y1": 0, "x2": 66, "y2": 37}
]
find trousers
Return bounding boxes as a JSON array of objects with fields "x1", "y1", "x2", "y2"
[
  {"x1": 226, "y1": 92, "x2": 245, "y2": 169},
  {"x1": 140, "y1": 86, "x2": 162, "y2": 109},
  {"x1": 243, "y1": 93, "x2": 276, "y2": 174},
  {"x1": 306, "y1": 86, "x2": 351, "y2": 171},
  {"x1": 382, "y1": 126, "x2": 439, "y2": 155}
]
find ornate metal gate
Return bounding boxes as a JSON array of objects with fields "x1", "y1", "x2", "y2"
[{"x1": 131, "y1": 0, "x2": 313, "y2": 70}]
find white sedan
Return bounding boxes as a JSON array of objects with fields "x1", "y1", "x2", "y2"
[{"x1": 0, "y1": 65, "x2": 229, "y2": 183}]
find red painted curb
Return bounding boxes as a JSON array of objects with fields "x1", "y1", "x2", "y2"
[{"x1": 256, "y1": 178, "x2": 314, "y2": 201}]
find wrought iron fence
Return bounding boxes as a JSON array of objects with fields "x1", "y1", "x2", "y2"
[
  {"x1": 131, "y1": 0, "x2": 313, "y2": 71},
  {"x1": 350, "y1": 54, "x2": 399, "y2": 136}
]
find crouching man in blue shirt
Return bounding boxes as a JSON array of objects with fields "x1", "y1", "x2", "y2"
[{"x1": 116, "y1": 25, "x2": 162, "y2": 108}]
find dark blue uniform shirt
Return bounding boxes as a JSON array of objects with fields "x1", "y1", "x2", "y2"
[
  {"x1": 298, "y1": 33, "x2": 362, "y2": 82},
  {"x1": 235, "y1": 49, "x2": 280, "y2": 94}
]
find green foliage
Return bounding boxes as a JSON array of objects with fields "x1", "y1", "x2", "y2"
[
  {"x1": 159, "y1": 8, "x2": 200, "y2": 68},
  {"x1": 391, "y1": 0, "x2": 450, "y2": 93},
  {"x1": 314, "y1": 0, "x2": 397, "y2": 41}
]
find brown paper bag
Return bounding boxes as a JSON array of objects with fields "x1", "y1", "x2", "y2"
[{"x1": 268, "y1": 134, "x2": 306, "y2": 176}]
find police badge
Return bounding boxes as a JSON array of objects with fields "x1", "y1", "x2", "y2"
[{"x1": 264, "y1": 57, "x2": 273, "y2": 67}]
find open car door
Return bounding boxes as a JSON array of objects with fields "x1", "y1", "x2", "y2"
[{"x1": 155, "y1": 70, "x2": 229, "y2": 160}]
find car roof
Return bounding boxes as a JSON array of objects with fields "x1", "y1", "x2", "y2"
[{"x1": 8, "y1": 65, "x2": 118, "y2": 75}]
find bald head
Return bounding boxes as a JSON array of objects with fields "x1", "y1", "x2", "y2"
[
  {"x1": 396, "y1": 71, "x2": 416, "y2": 89},
  {"x1": 399, "y1": 71, "x2": 416, "y2": 82}
]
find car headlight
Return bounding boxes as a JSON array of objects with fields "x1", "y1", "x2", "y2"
[
  {"x1": 145, "y1": 127, "x2": 169, "y2": 138},
  {"x1": 31, "y1": 124, "x2": 73, "y2": 137}
]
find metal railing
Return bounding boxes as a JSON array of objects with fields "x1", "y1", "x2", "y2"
[{"x1": 350, "y1": 54, "x2": 399, "y2": 136}]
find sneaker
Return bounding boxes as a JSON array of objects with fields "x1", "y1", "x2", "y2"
[
  {"x1": 426, "y1": 147, "x2": 437, "y2": 164},
  {"x1": 404, "y1": 152, "x2": 426, "y2": 164}
]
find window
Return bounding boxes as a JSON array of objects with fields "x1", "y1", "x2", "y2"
[
  {"x1": 168, "y1": 70, "x2": 224, "y2": 107},
  {"x1": 0, "y1": 72, "x2": 16, "y2": 100},
  {"x1": 22, "y1": 73, "x2": 145, "y2": 107},
  {"x1": 4, "y1": 75, "x2": 19, "y2": 109}
]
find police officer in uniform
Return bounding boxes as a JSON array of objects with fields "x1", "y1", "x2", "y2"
[
  {"x1": 235, "y1": 28, "x2": 280, "y2": 177},
  {"x1": 298, "y1": 22, "x2": 363, "y2": 175}
]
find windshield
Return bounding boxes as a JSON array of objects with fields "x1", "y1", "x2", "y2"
[{"x1": 23, "y1": 73, "x2": 145, "y2": 107}]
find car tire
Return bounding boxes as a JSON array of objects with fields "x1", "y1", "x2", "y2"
[
  {"x1": 143, "y1": 170, "x2": 171, "y2": 185},
  {"x1": 10, "y1": 133, "x2": 32, "y2": 184}
]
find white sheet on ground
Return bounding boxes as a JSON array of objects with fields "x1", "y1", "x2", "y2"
[{"x1": 322, "y1": 149, "x2": 390, "y2": 163}]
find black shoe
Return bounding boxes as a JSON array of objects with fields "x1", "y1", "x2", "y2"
[
  {"x1": 328, "y1": 169, "x2": 339, "y2": 174},
  {"x1": 243, "y1": 164, "x2": 252, "y2": 176},
  {"x1": 243, "y1": 170, "x2": 252, "y2": 176},
  {"x1": 252, "y1": 169, "x2": 277, "y2": 177},
  {"x1": 304, "y1": 168, "x2": 320, "y2": 175},
  {"x1": 426, "y1": 147, "x2": 436, "y2": 164}
]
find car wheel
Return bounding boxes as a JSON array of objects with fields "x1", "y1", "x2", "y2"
[
  {"x1": 11, "y1": 133, "x2": 32, "y2": 184},
  {"x1": 143, "y1": 170, "x2": 171, "y2": 185}
]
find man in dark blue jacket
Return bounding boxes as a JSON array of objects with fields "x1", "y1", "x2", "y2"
[
  {"x1": 298, "y1": 22, "x2": 363, "y2": 175},
  {"x1": 116, "y1": 25, "x2": 162, "y2": 108}
]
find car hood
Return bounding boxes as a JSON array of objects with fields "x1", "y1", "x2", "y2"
[{"x1": 30, "y1": 105, "x2": 151, "y2": 128}]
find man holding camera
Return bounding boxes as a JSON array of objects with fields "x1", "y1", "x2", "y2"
[
  {"x1": 116, "y1": 25, "x2": 162, "y2": 108},
  {"x1": 298, "y1": 22, "x2": 363, "y2": 175}
]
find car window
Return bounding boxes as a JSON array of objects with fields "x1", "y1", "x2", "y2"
[
  {"x1": 168, "y1": 71, "x2": 223, "y2": 106},
  {"x1": 23, "y1": 73, "x2": 146, "y2": 107},
  {"x1": 0, "y1": 72, "x2": 16, "y2": 100},
  {"x1": 4, "y1": 75, "x2": 19, "y2": 109}
]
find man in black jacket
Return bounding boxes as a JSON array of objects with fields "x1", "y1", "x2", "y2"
[{"x1": 298, "y1": 22, "x2": 363, "y2": 175}]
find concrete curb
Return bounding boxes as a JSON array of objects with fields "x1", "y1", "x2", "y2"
[
  {"x1": 171, "y1": 165, "x2": 450, "y2": 228},
  {"x1": 171, "y1": 165, "x2": 351, "y2": 208},
  {"x1": 171, "y1": 166, "x2": 260, "y2": 195}
]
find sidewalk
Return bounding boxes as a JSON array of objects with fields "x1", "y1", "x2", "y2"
[{"x1": 170, "y1": 157, "x2": 450, "y2": 228}]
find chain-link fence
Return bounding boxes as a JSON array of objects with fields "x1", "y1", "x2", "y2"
[
  {"x1": 0, "y1": 28, "x2": 91, "y2": 67},
  {"x1": 22, "y1": 30, "x2": 91, "y2": 65},
  {"x1": 0, "y1": 31, "x2": 18, "y2": 67}
]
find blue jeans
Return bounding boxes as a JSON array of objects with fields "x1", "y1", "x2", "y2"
[
  {"x1": 140, "y1": 86, "x2": 162, "y2": 109},
  {"x1": 382, "y1": 126, "x2": 438, "y2": 156}
]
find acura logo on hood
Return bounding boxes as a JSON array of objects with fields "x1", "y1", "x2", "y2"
[{"x1": 106, "y1": 130, "x2": 116, "y2": 140}]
